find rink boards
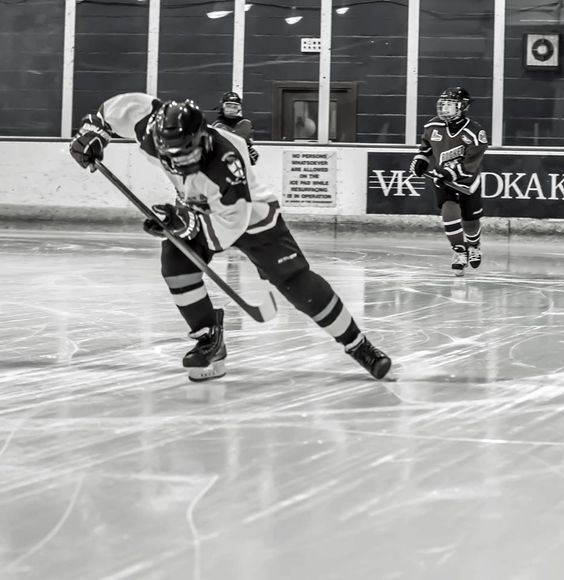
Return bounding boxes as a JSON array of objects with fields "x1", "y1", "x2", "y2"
[{"x1": 1, "y1": 140, "x2": 564, "y2": 223}]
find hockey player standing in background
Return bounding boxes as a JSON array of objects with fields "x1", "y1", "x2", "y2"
[
  {"x1": 409, "y1": 87, "x2": 488, "y2": 276},
  {"x1": 212, "y1": 91, "x2": 260, "y2": 166},
  {"x1": 69, "y1": 93, "x2": 391, "y2": 381}
]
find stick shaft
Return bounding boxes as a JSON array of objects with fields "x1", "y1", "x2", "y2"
[
  {"x1": 423, "y1": 171, "x2": 474, "y2": 196},
  {"x1": 94, "y1": 160, "x2": 275, "y2": 322}
]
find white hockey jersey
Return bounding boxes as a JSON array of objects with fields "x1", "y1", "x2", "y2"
[{"x1": 99, "y1": 92, "x2": 279, "y2": 251}]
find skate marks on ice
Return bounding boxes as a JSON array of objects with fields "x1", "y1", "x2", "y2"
[{"x1": 2, "y1": 230, "x2": 564, "y2": 579}]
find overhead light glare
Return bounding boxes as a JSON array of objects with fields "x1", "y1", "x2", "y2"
[
  {"x1": 336, "y1": 7, "x2": 349, "y2": 14},
  {"x1": 285, "y1": 15, "x2": 303, "y2": 24},
  {"x1": 207, "y1": 10, "x2": 232, "y2": 19},
  {"x1": 245, "y1": 3, "x2": 252, "y2": 11}
]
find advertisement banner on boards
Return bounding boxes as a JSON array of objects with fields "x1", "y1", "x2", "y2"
[{"x1": 366, "y1": 151, "x2": 564, "y2": 218}]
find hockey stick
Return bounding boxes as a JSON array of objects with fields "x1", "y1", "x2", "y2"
[
  {"x1": 94, "y1": 160, "x2": 277, "y2": 323},
  {"x1": 423, "y1": 171, "x2": 474, "y2": 196}
]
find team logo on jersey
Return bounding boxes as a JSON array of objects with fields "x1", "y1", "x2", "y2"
[
  {"x1": 478, "y1": 130, "x2": 488, "y2": 144},
  {"x1": 222, "y1": 152, "x2": 246, "y2": 185},
  {"x1": 278, "y1": 253, "x2": 297, "y2": 264},
  {"x1": 461, "y1": 134, "x2": 472, "y2": 145},
  {"x1": 439, "y1": 145, "x2": 465, "y2": 165},
  {"x1": 431, "y1": 129, "x2": 443, "y2": 141}
]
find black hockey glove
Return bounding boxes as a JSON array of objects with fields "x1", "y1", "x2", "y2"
[
  {"x1": 69, "y1": 114, "x2": 112, "y2": 170},
  {"x1": 248, "y1": 144, "x2": 259, "y2": 165},
  {"x1": 143, "y1": 204, "x2": 201, "y2": 240},
  {"x1": 429, "y1": 167, "x2": 453, "y2": 187},
  {"x1": 409, "y1": 155, "x2": 429, "y2": 177}
]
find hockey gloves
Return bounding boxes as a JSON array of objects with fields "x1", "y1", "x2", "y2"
[
  {"x1": 430, "y1": 166, "x2": 456, "y2": 187},
  {"x1": 143, "y1": 204, "x2": 201, "y2": 240},
  {"x1": 69, "y1": 114, "x2": 112, "y2": 170},
  {"x1": 409, "y1": 155, "x2": 429, "y2": 177}
]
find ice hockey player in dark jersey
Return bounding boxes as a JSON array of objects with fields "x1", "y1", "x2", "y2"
[
  {"x1": 212, "y1": 91, "x2": 259, "y2": 165},
  {"x1": 409, "y1": 87, "x2": 488, "y2": 275},
  {"x1": 69, "y1": 93, "x2": 391, "y2": 381}
]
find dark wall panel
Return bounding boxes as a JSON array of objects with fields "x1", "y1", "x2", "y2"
[
  {"x1": 418, "y1": 0, "x2": 494, "y2": 138},
  {"x1": 243, "y1": 1, "x2": 321, "y2": 140},
  {"x1": 332, "y1": 3, "x2": 408, "y2": 143},
  {"x1": 243, "y1": 0, "x2": 408, "y2": 142},
  {"x1": 504, "y1": 23, "x2": 564, "y2": 146},
  {"x1": 3, "y1": 0, "x2": 564, "y2": 148},
  {"x1": 73, "y1": 0, "x2": 149, "y2": 129},
  {"x1": 0, "y1": 0, "x2": 65, "y2": 136},
  {"x1": 158, "y1": 0, "x2": 234, "y2": 116}
]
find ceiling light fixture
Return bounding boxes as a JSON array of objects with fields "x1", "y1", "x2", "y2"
[
  {"x1": 206, "y1": 10, "x2": 233, "y2": 19},
  {"x1": 285, "y1": 6, "x2": 303, "y2": 25}
]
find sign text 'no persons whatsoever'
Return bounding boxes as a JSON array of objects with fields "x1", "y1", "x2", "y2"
[{"x1": 283, "y1": 151, "x2": 336, "y2": 207}]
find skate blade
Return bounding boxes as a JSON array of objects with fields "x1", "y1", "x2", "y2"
[
  {"x1": 188, "y1": 360, "x2": 226, "y2": 382},
  {"x1": 453, "y1": 268, "x2": 465, "y2": 277}
]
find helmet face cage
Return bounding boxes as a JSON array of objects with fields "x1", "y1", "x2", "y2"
[
  {"x1": 153, "y1": 100, "x2": 209, "y2": 175},
  {"x1": 222, "y1": 102, "x2": 242, "y2": 118},
  {"x1": 221, "y1": 91, "x2": 242, "y2": 118},
  {"x1": 436, "y1": 88, "x2": 470, "y2": 122}
]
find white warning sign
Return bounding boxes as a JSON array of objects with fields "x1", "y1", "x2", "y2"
[{"x1": 282, "y1": 151, "x2": 336, "y2": 207}]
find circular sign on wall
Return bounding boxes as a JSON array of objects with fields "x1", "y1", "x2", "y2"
[{"x1": 524, "y1": 33, "x2": 560, "y2": 70}]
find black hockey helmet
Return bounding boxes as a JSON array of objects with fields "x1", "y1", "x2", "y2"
[
  {"x1": 221, "y1": 91, "x2": 242, "y2": 105},
  {"x1": 436, "y1": 87, "x2": 471, "y2": 122},
  {"x1": 152, "y1": 99, "x2": 211, "y2": 175},
  {"x1": 220, "y1": 91, "x2": 243, "y2": 118}
]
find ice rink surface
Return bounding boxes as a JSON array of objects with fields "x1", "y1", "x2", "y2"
[{"x1": 1, "y1": 227, "x2": 564, "y2": 580}]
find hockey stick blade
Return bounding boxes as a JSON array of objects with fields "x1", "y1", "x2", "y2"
[
  {"x1": 94, "y1": 160, "x2": 277, "y2": 323},
  {"x1": 423, "y1": 171, "x2": 474, "y2": 196}
]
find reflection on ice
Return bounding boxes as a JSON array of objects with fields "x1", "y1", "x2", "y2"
[{"x1": 1, "y1": 229, "x2": 564, "y2": 580}]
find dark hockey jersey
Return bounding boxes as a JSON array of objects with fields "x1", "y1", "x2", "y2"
[
  {"x1": 98, "y1": 93, "x2": 278, "y2": 252},
  {"x1": 212, "y1": 114, "x2": 254, "y2": 143},
  {"x1": 415, "y1": 117, "x2": 488, "y2": 194},
  {"x1": 212, "y1": 114, "x2": 259, "y2": 165}
]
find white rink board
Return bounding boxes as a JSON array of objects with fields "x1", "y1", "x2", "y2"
[
  {"x1": 3, "y1": 141, "x2": 564, "y2": 227},
  {"x1": 0, "y1": 141, "x2": 176, "y2": 210},
  {"x1": 0, "y1": 141, "x2": 369, "y2": 216}
]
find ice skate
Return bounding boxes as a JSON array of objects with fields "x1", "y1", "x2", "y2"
[
  {"x1": 183, "y1": 309, "x2": 227, "y2": 382},
  {"x1": 467, "y1": 245, "x2": 482, "y2": 269},
  {"x1": 451, "y1": 245, "x2": 468, "y2": 276},
  {"x1": 346, "y1": 335, "x2": 391, "y2": 380}
]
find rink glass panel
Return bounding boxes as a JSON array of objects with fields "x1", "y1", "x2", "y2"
[
  {"x1": 417, "y1": 0, "x2": 494, "y2": 139},
  {"x1": 243, "y1": 0, "x2": 322, "y2": 141},
  {"x1": 331, "y1": 1, "x2": 408, "y2": 144},
  {"x1": 72, "y1": 0, "x2": 149, "y2": 132},
  {"x1": 504, "y1": 0, "x2": 564, "y2": 146},
  {"x1": 158, "y1": 0, "x2": 234, "y2": 112},
  {"x1": 1, "y1": 0, "x2": 564, "y2": 148},
  {"x1": 0, "y1": 0, "x2": 64, "y2": 137}
]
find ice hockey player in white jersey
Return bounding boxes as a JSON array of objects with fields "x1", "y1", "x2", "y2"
[
  {"x1": 69, "y1": 93, "x2": 391, "y2": 381},
  {"x1": 409, "y1": 87, "x2": 488, "y2": 275}
]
